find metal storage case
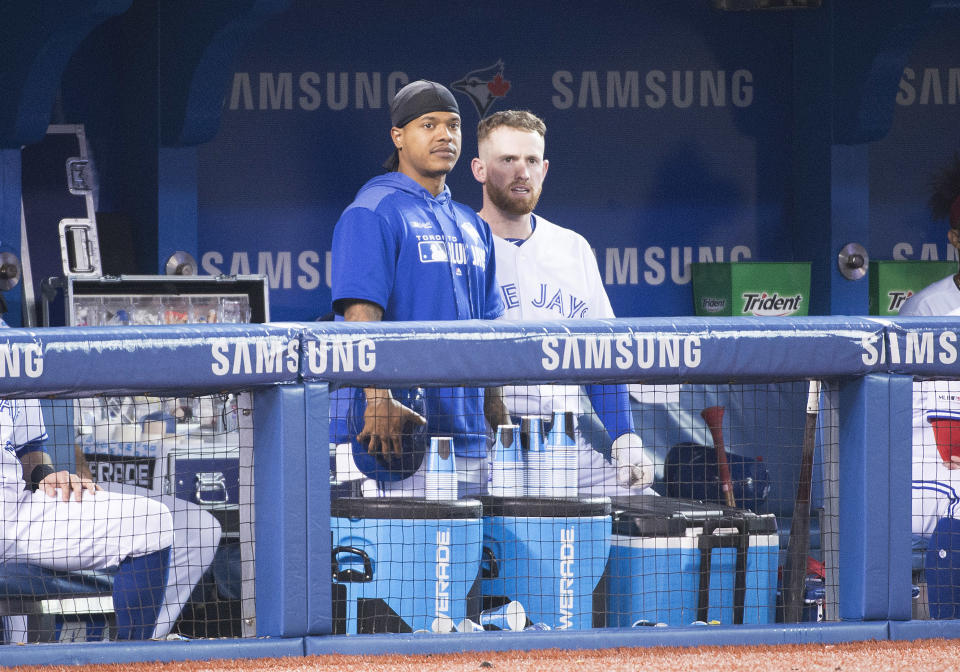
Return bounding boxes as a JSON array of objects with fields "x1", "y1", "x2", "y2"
[{"x1": 41, "y1": 274, "x2": 269, "y2": 328}]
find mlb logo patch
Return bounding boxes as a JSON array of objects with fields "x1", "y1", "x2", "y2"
[{"x1": 419, "y1": 241, "x2": 449, "y2": 263}]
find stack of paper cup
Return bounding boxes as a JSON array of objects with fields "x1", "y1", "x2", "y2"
[
  {"x1": 521, "y1": 416, "x2": 547, "y2": 497},
  {"x1": 490, "y1": 424, "x2": 523, "y2": 497},
  {"x1": 545, "y1": 410, "x2": 578, "y2": 497}
]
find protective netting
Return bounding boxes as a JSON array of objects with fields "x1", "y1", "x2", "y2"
[
  {"x1": 328, "y1": 380, "x2": 839, "y2": 633},
  {"x1": 0, "y1": 393, "x2": 254, "y2": 643},
  {"x1": 910, "y1": 377, "x2": 960, "y2": 620}
]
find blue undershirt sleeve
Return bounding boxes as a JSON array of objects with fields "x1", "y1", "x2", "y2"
[
  {"x1": 14, "y1": 438, "x2": 48, "y2": 459},
  {"x1": 586, "y1": 383, "x2": 634, "y2": 442}
]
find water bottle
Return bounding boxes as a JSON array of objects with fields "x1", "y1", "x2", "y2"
[
  {"x1": 490, "y1": 424, "x2": 523, "y2": 497},
  {"x1": 545, "y1": 410, "x2": 577, "y2": 497},
  {"x1": 521, "y1": 416, "x2": 546, "y2": 497},
  {"x1": 425, "y1": 436, "x2": 457, "y2": 500}
]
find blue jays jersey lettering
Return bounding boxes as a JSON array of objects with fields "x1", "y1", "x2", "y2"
[
  {"x1": 498, "y1": 282, "x2": 590, "y2": 318},
  {"x1": 415, "y1": 225, "x2": 488, "y2": 271},
  {"x1": 493, "y1": 215, "x2": 612, "y2": 322}
]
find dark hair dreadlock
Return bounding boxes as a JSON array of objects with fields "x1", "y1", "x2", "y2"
[{"x1": 929, "y1": 151, "x2": 960, "y2": 227}]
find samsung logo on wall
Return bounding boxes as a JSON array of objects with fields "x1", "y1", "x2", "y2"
[
  {"x1": 551, "y1": 69, "x2": 754, "y2": 109},
  {"x1": 229, "y1": 72, "x2": 412, "y2": 111},
  {"x1": 227, "y1": 69, "x2": 755, "y2": 112},
  {"x1": 896, "y1": 67, "x2": 960, "y2": 106},
  {"x1": 200, "y1": 245, "x2": 754, "y2": 291}
]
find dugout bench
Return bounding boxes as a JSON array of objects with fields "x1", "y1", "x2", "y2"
[{"x1": 0, "y1": 563, "x2": 114, "y2": 642}]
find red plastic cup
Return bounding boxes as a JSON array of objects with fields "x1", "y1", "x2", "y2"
[{"x1": 928, "y1": 416, "x2": 960, "y2": 464}]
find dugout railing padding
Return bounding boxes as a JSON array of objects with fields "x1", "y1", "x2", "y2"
[{"x1": 0, "y1": 317, "x2": 951, "y2": 639}]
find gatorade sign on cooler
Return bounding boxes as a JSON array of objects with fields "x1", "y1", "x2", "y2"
[{"x1": 691, "y1": 262, "x2": 811, "y2": 317}]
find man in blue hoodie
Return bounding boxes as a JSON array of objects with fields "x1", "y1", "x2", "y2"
[{"x1": 331, "y1": 80, "x2": 505, "y2": 497}]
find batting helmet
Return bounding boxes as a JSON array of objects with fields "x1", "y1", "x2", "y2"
[
  {"x1": 347, "y1": 387, "x2": 429, "y2": 482},
  {"x1": 664, "y1": 442, "x2": 770, "y2": 512}
]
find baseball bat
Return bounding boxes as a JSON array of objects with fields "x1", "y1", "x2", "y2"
[
  {"x1": 781, "y1": 380, "x2": 822, "y2": 623},
  {"x1": 701, "y1": 405, "x2": 736, "y2": 508}
]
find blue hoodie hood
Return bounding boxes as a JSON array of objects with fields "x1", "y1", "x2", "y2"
[{"x1": 352, "y1": 172, "x2": 452, "y2": 212}]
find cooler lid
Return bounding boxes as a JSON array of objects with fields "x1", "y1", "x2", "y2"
[
  {"x1": 479, "y1": 496, "x2": 611, "y2": 518},
  {"x1": 330, "y1": 497, "x2": 482, "y2": 520},
  {"x1": 610, "y1": 495, "x2": 777, "y2": 537}
]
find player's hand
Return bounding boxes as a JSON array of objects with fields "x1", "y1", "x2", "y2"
[
  {"x1": 948, "y1": 455, "x2": 960, "y2": 470},
  {"x1": 358, "y1": 392, "x2": 427, "y2": 457},
  {"x1": 612, "y1": 433, "x2": 655, "y2": 489},
  {"x1": 484, "y1": 387, "x2": 509, "y2": 432},
  {"x1": 40, "y1": 470, "x2": 101, "y2": 502}
]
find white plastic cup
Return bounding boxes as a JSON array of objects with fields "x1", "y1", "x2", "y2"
[
  {"x1": 457, "y1": 618, "x2": 485, "y2": 633},
  {"x1": 425, "y1": 436, "x2": 457, "y2": 500},
  {"x1": 431, "y1": 614, "x2": 456, "y2": 633},
  {"x1": 479, "y1": 601, "x2": 526, "y2": 631}
]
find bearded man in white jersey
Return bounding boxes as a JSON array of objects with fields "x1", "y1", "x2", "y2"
[
  {"x1": 470, "y1": 110, "x2": 653, "y2": 496},
  {"x1": 899, "y1": 151, "x2": 960, "y2": 617}
]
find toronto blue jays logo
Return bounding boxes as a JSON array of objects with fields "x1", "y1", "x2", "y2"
[{"x1": 450, "y1": 60, "x2": 511, "y2": 117}]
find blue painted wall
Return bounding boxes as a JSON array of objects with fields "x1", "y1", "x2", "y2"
[{"x1": 2, "y1": 1, "x2": 960, "y2": 324}]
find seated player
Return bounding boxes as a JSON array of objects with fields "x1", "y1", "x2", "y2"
[
  {"x1": 1, "y1": 397, "x2": 174, "y2": 641},
  {"x1": 899, "y1": 151, "x2": 960, "y2": 617}
]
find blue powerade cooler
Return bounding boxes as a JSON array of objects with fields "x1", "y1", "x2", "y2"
[
  {"x1": 606, "y1": 496, "x2": 779, "y2": 627},
  {"x1": 480, "y1": 496, "x2": 612, "y2": 630},
  {"x1": 331, "y1": 498, "x2": 482, "y2": 634}
]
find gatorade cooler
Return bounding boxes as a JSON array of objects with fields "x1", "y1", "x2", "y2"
[
  {"x1": 691, "y1": 262, "x2": 811, "y2": 317},
  {"x1": 480, "y1": 496, "x2": 611, "y2": 630},
  {"x1": 606, "y1": 495, "x2": 778, "y2": 626},
  {"x1": 331, "y1": 498, "x2": 482, "y2": 634},
  {"x1": 868, "y1": 260, "x2": 955, "y2": 315}
]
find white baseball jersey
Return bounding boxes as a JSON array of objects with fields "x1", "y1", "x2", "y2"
[
  {"x1": 0, "y1": 399, "x2": 49, "y2": 496},
  {"x1": 899, "y1": 273, "x2": 960, "y2": 537},
  {"x1": 899, "y1": 274, "x2": 960, "y2": 317},
  {"x1": 492, "y1": 215, "x2": 637, "y2": 497},
  {"x1": 493, "y1": 215, "x2": 613, "y2": 418}
]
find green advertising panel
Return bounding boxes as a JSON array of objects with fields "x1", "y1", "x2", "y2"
[
  {"x1": 869, "y1": 260, "x2": 956, "y2": 315},
  {"x1": 691, "y1": 262, "x2": 811, "y2": 316}
]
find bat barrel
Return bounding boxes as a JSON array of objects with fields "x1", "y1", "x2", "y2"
[{"x1": 701, "y1": 406, "x2": 736, "y2": 508}]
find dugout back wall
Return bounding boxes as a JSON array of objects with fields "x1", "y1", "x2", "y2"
[{"x1": 3, "y1": 2, "x2": 960, "y2": 326}]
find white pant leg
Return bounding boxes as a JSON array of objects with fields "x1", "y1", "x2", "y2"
[
  {"x1": 98, "y1": 482, "x2": 222, "y2": 638},
  {"x1": 457, "y1": 456, "x2": 489, "y2": 498},
  {"x1": 3, "y1": 488, "x2": 173, "y2": 571},
  {"x1": 1, "y1": 615, "x2": 27, "y2": 644}
]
